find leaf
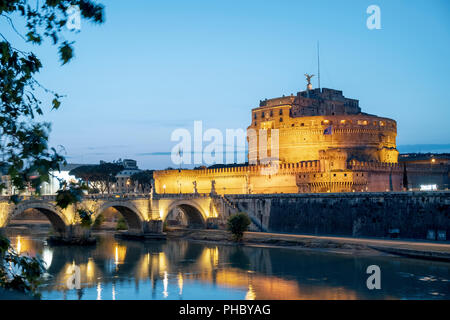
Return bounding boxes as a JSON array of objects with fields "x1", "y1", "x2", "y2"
[
  {"x1": 51, "y1": 98, "x2": 61, "y2": 110},
  {"x1": 58, "y1": 42, "x2": 74, "y2": 65}
]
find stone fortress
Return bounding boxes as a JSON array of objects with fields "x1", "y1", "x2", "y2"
[{"x1": 154, "y1": 79, "x2": 404, "y2": 194}]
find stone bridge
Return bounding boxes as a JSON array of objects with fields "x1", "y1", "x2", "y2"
[
  {"x1": 2, "y1": 191, "x2": 447, "y2": 243},
  {"x1": 0, "y1": 192, "x2": 242, "y2": 242}
]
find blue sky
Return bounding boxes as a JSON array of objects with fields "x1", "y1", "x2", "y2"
[{"x1": 3, "y1": 0, "x2": 450, "y2": 169}]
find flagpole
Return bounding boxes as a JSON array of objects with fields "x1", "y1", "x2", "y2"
[{"x1": 329, "y1": 125, "x2": 332, "y2": 192}]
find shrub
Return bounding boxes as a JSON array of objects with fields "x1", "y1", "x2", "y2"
[
  {"x1": 77, "y1": 209, "x2": 93, "y2": 228},
  {"x1": 116, "y1": 216, "x2": 128, "y2": 231},
  {"x1": 227, "y1": 213, "x2": 251, "y2": 242},
  {"x1": 92, "y1": 213, "x2": 104, "y2": 229}
]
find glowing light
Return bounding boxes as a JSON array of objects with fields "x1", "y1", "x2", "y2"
[
  {"x1": 16, "y1": 236, "x2": 21, "y2": 255},
  {"x1": 159, "y1": 210, "x2": 164, "y2": 219},
  {"x1": 112, "y1": 283, "x2": 116, "y2": 300},
  {"x1": 245, "y1": 284, "x2": 256, "y2": 300},
  {"x1": 431, "y1": 158, "x2": 436, "y2": 163},
  {"x1": 163, "y1": 271, "x2": 169, "y2": 298},
  {"x1": 178, "y1": 273, "x2": 183, "y2": 296},
  {"x1": 420, "y1": 184, "x2": 437, "y2": 191},
  {"x1": 96, "y1": 282, "x2": 102, "y2": 300},
  {"x1": 42, "y1": 247, "x2": 53, "y2": 268}
]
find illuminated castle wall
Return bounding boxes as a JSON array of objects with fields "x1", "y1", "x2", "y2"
[{"x1": 154, "y1": 87, "x2": 402, "y2": 194}]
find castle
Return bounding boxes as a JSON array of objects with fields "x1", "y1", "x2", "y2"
[{"x1": 153, "y1": 81, "x2": 404, "y2": 194}]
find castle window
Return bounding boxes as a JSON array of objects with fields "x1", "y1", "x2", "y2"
[
  {"x1": 340, "y1": 120, "x2": 346, "y2": 125},
  {"x1": 279, "y1": 109, "x2": 283, "y2": 115},
  {"x1": 344, "y1": 174, "x2": 347, "y2": 177},
  {"x1": 254, "y1": 122, "x2": 257, "y2": 126},
  {"x1": 254, "y1": 113, "x2": 256, "y2": 120},
  {"x1": 279, "y1": 117, "x2": 283, "y2": 122},
  {"x1": 291, "y1": 124, "x2": 295, "y2": 127},
  {"x1": 261, "y1": 112, "x2": 265, "y2": 118},
  {"x1": 300, "y1": 123, "x2": 304, "y2": 126},
  {"x1": 270, "y1": 110, "x2": 273, "y2": 117},
  {"x1": 379, "y1": 121, "x2": 385, "y2": 126},
  {"x1": 333, "y1": 174, "x2": 336, "y2": 177}
]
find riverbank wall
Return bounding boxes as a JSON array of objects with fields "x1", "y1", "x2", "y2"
[{"x1": 226, "y1": 192, "x2": 450, "y2": 240}]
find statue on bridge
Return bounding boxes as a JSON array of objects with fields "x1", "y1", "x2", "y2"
[
  {"x1": 210, "y1": 180, "x2": 216, "y2": 195},
  {"x1": 193, "y1": 181, "x2": 198, "y2": 194}
]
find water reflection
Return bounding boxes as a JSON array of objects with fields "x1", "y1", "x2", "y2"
[{"x1": 4, "y1": 231, "x2": 450, "y2": 300}]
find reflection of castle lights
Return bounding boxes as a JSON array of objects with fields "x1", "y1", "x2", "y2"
[
  {"x1": 178, "y1": 273, "x2": 183, "y2": 296},
  {"x1": 42, "y1": 247, "x2": 53, "y2": 268},
  {"x1": 212, "y1": 247, "x2": 219, "y2": 267},
  {"x1": 245, "y1": 284, "x2": 256, "y2": 300},
  {"x1": 86, "y1": 258, "x2": 94, "y2": 281},
  {"x1": 112, "y1": 283, "x2": 116, "y2": 300},
  {"x1": 163, "y1": 271, "x2": 168, "y2": 298},
  {"x1": 96, "y1": 282, "x2": 102, "y2": 300},
  {"x1": 158, "y1": 252, "x2": 167, "y2": 273}
]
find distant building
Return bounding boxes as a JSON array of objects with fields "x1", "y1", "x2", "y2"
[
  {"x1": 114, "y1": 159, "x2": 141, "y2": 193},
  {"x1": 399, "y1": 153, "x2": 450, "y2": 191},
  {"x1": 40, "y1": 163, "x2": 94, "y2": 195}
]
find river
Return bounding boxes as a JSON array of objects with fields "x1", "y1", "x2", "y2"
[{"x1": 4, "y1": 228, "x2": 449, "y2": 300}]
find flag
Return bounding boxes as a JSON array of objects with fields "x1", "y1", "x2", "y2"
[{"x1": 323, "y1": 125, "x2": 332, "y2": 135}]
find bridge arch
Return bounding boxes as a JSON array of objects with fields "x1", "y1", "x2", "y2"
[
  {"x1": 164, "y1": 200, "x2": 207, "y2": 229},
  {"x1": 6, "y1": 201, "x2": 69, "y2": 235},
  {"x1": 94, "y1": 201, "x2": 145, "y2": 233}
]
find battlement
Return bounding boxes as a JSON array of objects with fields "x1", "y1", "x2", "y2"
[
  {"x1": 154, "y1": 160, "x2": 322, "y2": 178},
  {"x1": 257, "y1": 88, "x2": 361, "y2": 116},
  {"x1": 347, "y1": 160, "x2": 402, "y2": 172}
]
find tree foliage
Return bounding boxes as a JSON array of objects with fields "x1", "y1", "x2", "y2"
[
  {"x1": 0, "y1": 235, "x2": 46, "y2": 297},
  {"x1": 0, "y1": 0, "x2": 105, "y2": 296},
  {"x1": 130, "y1": 170, "x2": 153, "y2": 193},
  {"x1": 227, "y1": 212, "x2": 251, "y2": 242},
  {"x1": 69, "y1": 161, "x2": 124, "y2": 193},
  {"x1": 0, "y1": 0, "x2": 104, "y2": 197}
]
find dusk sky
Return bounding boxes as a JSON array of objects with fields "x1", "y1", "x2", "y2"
[{"x1": 3, "y1": 0, "x2": 450, "y2": 169}]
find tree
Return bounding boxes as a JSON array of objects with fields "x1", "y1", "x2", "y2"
[
  {"x1": 70, "y1": 162, "x2": 123, "y2": 194},
  {"x1": 0, "y1": 0, "x2": 104, "y2": 197},
  {"x1": 0, "y1": 0, "x2": 104, "y2": 295},
  {"x1": 0, "y1": 235, "x2": 46, "y2": 297},
  {"x1": 130, "y1": 170, "x2": 154, "y2": 193},
  {"x1": 227, "y1": 213, "x2": 251, "y2": 242}
]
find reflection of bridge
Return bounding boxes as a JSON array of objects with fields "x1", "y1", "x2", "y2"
[{"x1": 0, "y1": 192, "x2": 246, "y2": 241}]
